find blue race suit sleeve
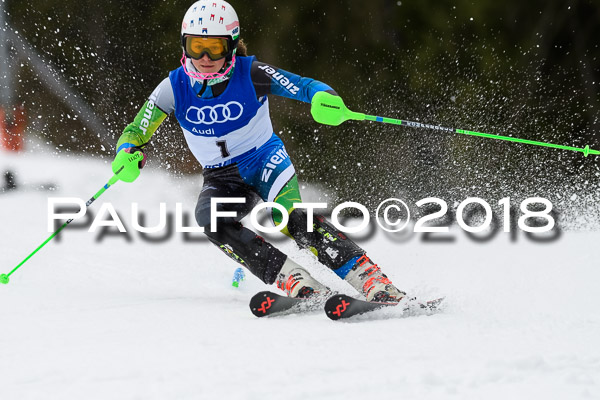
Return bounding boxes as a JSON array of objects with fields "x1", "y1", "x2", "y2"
[{"x1": 250, "y1": 60, "x2": 337, "y2": 103}]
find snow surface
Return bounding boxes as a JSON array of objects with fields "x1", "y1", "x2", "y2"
[{"x1": 1, "y1": 148, "x2": 600, "y2": 400}]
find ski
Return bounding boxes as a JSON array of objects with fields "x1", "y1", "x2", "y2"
[
  {"x1": 249, "y1": 290, "x2": 329, "y2": 317},
  {"x1": 324, "y1": 294, "x2": 445, "y2": 320}
]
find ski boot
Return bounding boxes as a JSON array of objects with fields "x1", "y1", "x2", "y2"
[
  {"x1": 344, "y1": 255, "x2": 406, "y2": 302},
  {"x1": 276, "y1": 258, "x2": 330, "y2": 299}
]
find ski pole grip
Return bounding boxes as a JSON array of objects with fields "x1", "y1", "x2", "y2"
[{"x1": 108, "y1": 174, "x2": 119, "y2": 186}]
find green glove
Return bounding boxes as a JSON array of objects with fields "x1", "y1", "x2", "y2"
[
  {"x1": 112, "y1": 147, "x2": 146, "y2": 183},
  {"x1": 310, "y1": 92, "x2": 365, "y2": 126}
]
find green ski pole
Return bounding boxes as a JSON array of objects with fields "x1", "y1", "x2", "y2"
[
  {"x1": 0, "y1": 150, "x2": 144, "y2": 285},
  {"x1": 0, "y1": 174, "x2": 118, "y2": 285},
  {"x1": 311, "y1": 92, "x2": 600, "y2": 157}
]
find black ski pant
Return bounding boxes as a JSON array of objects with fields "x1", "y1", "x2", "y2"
[{"x1": 195, "y1": 165, "x2": 364, "y2": 284}]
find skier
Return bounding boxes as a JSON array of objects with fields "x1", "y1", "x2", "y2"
[
  {"x1": 112, "y1": 0, "x2": 406, "y2": 303},
  {"x1": 1, "y1": 170, "x2": 16, "y2": 192}
]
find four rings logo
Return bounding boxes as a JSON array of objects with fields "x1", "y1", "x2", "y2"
[{"x1": 185, "y1": 101, "x2": 244, "y2": 125}]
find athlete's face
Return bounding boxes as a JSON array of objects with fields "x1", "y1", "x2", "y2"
[{"x1": 191, "y1": 53, "x2": 227, "y2": 74}]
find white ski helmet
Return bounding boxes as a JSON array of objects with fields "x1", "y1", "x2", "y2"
[{"x1": 181, "y1": 0, "x2": 240, "y2": 63}]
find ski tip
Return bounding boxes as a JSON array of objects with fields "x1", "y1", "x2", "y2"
[
  {"x1": 0, "y1": 274, "x2": 9, "y2": 285},
  {"x1": 422, "y1": 296, "x2": 446, "y2": 310}
]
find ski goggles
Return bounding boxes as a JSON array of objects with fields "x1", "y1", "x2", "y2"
[{"x1": 184, "y1": 36, "x2": 230, "y2": 61}]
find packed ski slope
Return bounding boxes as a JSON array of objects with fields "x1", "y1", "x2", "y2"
[{"x1": 1, "y1": 148, "x2": 599, "y2": 400}]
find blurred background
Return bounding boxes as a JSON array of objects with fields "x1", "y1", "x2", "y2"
[{"x1": 1, "y1": 0, "x2": 600, "y2": 227}]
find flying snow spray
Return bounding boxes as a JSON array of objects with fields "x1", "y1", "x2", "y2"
[
  {"x1": 232, "y1": 267, "x2": 245, "y2": 288},
  {"x1": 311, "y1": 92, "x2": 600, "y2": 157}
]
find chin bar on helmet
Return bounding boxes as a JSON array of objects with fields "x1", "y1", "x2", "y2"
[{"x1": 180, "y1": 52, "x2": 237, "y2": 81}]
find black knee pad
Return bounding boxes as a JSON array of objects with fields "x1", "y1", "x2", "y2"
[
  {"x1": 287, "y1": 209, "x2": 364, "y2": 270},
  {"x1": 203, "y1": 218, "x2": 286, "y2": 285}
]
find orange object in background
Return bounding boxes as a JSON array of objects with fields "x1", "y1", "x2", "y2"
[{"x1": 0, "y1": 105, "x2": 26, "y2": 152}]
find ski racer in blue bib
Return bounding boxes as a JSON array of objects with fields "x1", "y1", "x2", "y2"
[{"x1": 113, "y1": 0, "x2": 406, "y2": 304}]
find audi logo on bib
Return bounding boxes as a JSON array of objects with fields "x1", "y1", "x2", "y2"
[{"x1": 185, "y1": 101, "x2": 244, "y2": 125}]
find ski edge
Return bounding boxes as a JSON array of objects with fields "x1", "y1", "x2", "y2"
[
  {"x1": 324, "y1": 294, "x2": 445, "y2": 321},
  {"x1": 249, "y1": 290, "x2": 328, "y2": 318}
]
